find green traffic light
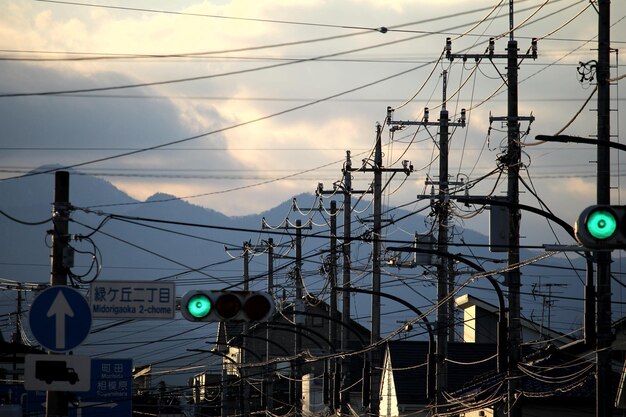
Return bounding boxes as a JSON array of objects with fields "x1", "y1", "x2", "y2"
[
  {"x1": 587, "y1": 209, "x2": 617, "y2": 240},
  {"x1": 186, "y1": 294, "x2": 212, "y2": 318}
]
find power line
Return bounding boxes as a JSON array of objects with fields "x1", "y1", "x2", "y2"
[
  {"x1": 0, "y1": 0, "x2": 575, "y2": 97},
  {"x1": 0, "y1": 60, "x2": 433, "y2": 181},
  {"x1": 34, "y1": 0, "x2": 383, "y2": 31}
]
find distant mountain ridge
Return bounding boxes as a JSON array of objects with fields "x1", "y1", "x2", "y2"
[{"x1": 0, "y1": 167, "x2": 615, "y2": 339}]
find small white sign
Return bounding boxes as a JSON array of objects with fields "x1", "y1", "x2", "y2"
[
  {"x1": 89, "y1": 281, "x2": 175, "y2": 319},
  {"x1": 24, "y1": 354, "x2": 91, "y2": 392}
]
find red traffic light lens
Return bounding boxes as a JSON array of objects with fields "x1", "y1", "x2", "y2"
[
  {"x1": 244, "y1": 293, "x2": 272, "y2": 321},
  {"x1": 214, "y1": 293, "x2": 242, "y2": 319}
]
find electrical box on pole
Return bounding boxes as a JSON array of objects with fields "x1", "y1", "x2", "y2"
[{"x1": 489, "y1": 197, "x2": 510, "y2": 253}]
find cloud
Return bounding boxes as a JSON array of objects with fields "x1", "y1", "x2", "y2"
[{"x1": 0, "y1": 0, "x2": 624, "y2": 234}]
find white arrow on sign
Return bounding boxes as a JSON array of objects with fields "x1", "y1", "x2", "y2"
[
  {"x1": 74, "y1": 400, "x2": 118, "y2": 417},
  {"x1": 46, "y1": 291, "x2": 74, "y2": 350},
  {"x1": 79, "y1": 402, "x2": 117, "y2": 408}
]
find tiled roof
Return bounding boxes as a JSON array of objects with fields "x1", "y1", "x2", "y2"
[{"x1": 446, "y1": 345, "x2": 599, "y2": 413}]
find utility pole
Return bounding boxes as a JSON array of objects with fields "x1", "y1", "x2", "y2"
[
  {"x1": 242, "y1": 242, "x2": 250, "y2": 417},
  {"x1": 341, "y1": 154, "x2": 353, "y2": 416},
  {"x1": 596, "y1": 1, "x2": 612, "y2": 417},
  {"x1": 436, "y1": 73, "x2": 451, "y2": 412},
  {"x1": 388, "y1": 70, "x2": 465, "y2": 412},
  {"x1": 348, "y1": 125, "x2": 413, "y2": 414},
  {"x1": 48, "y1": 171, "x2": 70, "y2": 417},
  {"x1": 318, "y1": 143, "x2": 409, "y2": 414},
  {"x1": 328, "y1": 201, "x2": 340, "y2": 411},
  {"x1": 317, "y1": 151, "x2": 364, "y2": 415},
  {"x1": 290, "y1": 197, "x2": 342, "y2": 411},
  {"x1": 265, "y1": 238, "x2": 274, "y2": 412},
  {"x1": 12, "y1": 286, "x2": 24, "y2": 344},
  {"x1": 263, "y1": 219, "x2": 311, "y2": 416},
  {"x1": 222, "y1": 241, "x2": 253, "y2": 416},
  {"x1": 505, "y1": 23, "x2": 524, "y2": 417},
  {"x1": 371, "y1": 123, "x2": 383, "y2": 415},
  {"x1": 294, "y1": 220, "x2": 303, "y2": 417},
  {"x1": 446, "y1": 4, "x2": 537, "y2": 414}
]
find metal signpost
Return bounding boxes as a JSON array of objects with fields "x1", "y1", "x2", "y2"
[{"x1": 89, "y1": 281, "x2": 175, "y2": 319}]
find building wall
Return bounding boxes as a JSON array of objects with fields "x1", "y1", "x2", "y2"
[
  {"x1": 302, "y1": 373, "x2": 326, "y2": 414},
  {"x1": 457, "y1": 294, "x2": 576, "y2": 346},
  {"x1": 462, "y1": 305, "x2": 498, "y2": 344}
]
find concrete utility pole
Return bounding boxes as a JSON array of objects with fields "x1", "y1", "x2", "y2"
[
  {"x1": 223, "y1": 241, "x2": 252, "y2": 416},
  {"x1": 265, "y1": 238, "x2": 274, "y2": 411},
  {"x1": 12, "y1": 287, "x2": 24, "y2": 344},
  {"x1": 596, "y1": 1, "x2": 612, "y2": 417},
  {"x1": 294, "y1": 220, "x2": 303, "y2": 417},
  {"x1": 371, "y1": 123, "x2": 383, "y2": 415},
  {"x1": 289, "y1": 198, "x2": 342, "y2": 410},
  {"x1": 446, "y1": 4, "x2": 537, "y2": 414},
  {"x1": 263, "y1": 218, "x2": 311, "y2": 416},
  {"x1": 328, "y1": 200, "x2": 340, "y2": 410},
  {"x1": 348, "y1": 125, "x2": 413, "y2": 415},
  {"x1": 317, "y1": 151, "x2": 363, "y2": 415},
  {"x1": 505, "y1": 22, "x2": 523, "y2": 417},
  {"x1": 436, "y1": 73, "x2": 451, "y2": 412},
  {"x1": 242, "y1": 242, "x2": 251, "y2": 417},
  {"x1": 341, "y1": 153, "x2": 353, "y2": 416},
  {"x1": 388, "y1": 70, "x2": 465, "y2": 412},
  {"x1": 48, "y1": 171, "x2": 70, "y2": 417}
]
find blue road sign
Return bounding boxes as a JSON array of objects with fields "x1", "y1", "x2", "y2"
[
  {"x1": 28, "y1": 286, "x2": 92, "y2": 352},
  {"x1": 70, "y1": 359, "x2": 133, "y2": 417},
  {"x1": 0, "y1": 384, "x2": 45, "y2": 416}
]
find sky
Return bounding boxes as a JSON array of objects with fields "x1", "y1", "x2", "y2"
[
  {"x1": 1, "y1": 0, "x2": 625, "y2": 246},
  {"x1": 1, "y1": 0, "x2": 626, "y2": 391}
]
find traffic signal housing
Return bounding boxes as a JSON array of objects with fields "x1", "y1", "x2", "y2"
[
  {"x1": 574, "y1": 205, "x2": 626, "y2": 249},
  {"x1": 180, "y1": 290, "x2": 275, "y2": 322}
]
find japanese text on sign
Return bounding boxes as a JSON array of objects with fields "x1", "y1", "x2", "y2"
[{"x1": 89, "y1": 281, "x2": 175, "y2": 319}]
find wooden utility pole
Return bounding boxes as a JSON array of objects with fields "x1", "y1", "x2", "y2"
[{"x1": 47, "y1": 171, "x2": 70, "y2": 417}]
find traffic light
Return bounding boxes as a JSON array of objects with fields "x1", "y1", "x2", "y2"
[
  {"x1": 574, "y1": 205, "x2": 626, "y2": 249},
  {"x1": 180, "y1": 290, "x2": 275, "y2": 322}
]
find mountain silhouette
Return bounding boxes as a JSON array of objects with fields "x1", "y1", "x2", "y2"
[{"x1": 0, "y1": 167, "x2": 608, "y2": 344}]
